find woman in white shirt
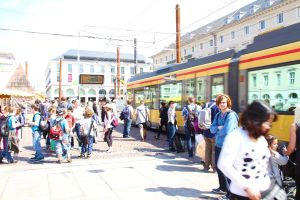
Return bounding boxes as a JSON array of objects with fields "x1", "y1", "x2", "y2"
[
  {"x1": 218, "y1": 100, "x2": 278, "y2": 200},
  {"x1": 167, "y1": 101, "x2": 177, "y2": 152}
]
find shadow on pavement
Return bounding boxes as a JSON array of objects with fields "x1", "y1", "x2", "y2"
[
  {"x1": 155, "y1": 164, "x2": 200, "y2": 173},
  {"x1": 145, "y1": 186, "x2": 218, "y2": 199},
  {"x1": 88, "y1": 169, "x2": 105, "y2": 173}
]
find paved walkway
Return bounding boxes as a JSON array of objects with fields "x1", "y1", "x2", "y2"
[{"x1": 0, "y1": 124, "x2": 220, "y2": 200}]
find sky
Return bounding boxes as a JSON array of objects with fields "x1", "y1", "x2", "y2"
[{"x1": 0, "y1": 0, "x2": 256, "y2": 91}]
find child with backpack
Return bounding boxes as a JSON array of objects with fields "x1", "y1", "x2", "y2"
[
  {"x1": 29, "y1": 104, "x2": 44, "y2": 163},
  {"x1": 80, "y1": 108, "x2": 97, "y2": 157},
  {"x1": 50, "y1": 108, "x2": 71, "y2": 164}
]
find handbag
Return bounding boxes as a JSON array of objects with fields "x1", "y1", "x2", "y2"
[{"x1": 261, "y1": 158, "x2": 287, "y2": 200}]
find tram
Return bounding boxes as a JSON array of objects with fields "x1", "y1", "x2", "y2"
[{"x1": 127, "y1": 22, "x2": 300, "y2": 142}]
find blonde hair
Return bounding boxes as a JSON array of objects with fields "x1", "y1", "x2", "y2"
[
  {"x1": 85, "y1": 108, "x2": 94, "y2": 118},
  {"x1": 294, "y1": 104, "x2": 300, "y2": 124}
]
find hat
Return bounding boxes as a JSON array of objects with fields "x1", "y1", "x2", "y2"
[{"x1": 103, "y1": 103, "x2": 114, "y2": 110}]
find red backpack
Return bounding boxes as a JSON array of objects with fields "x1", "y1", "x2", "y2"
[{"x1": 49, "y1": 119, "x2": 63, "y2": 140}]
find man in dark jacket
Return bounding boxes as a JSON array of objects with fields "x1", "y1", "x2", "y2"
[{"x1": 155, "y1": 101, "x2": 169, "y2": 140}]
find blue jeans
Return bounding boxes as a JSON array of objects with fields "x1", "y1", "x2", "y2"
[
  {"x1": 55, "y1": 134, "x2": 71, "y2": 156},
  {"x1": 215, "y1": 146, "x2": 230, "y2": 192},
  {"x1": 1, "y1": 137, "x2": 13, "y2": 162},
  {"x1": 81, "y1": 135, "x2": 94, "y2": 155},
  {"x1": 167, "y1": 123, "x2": 176, "y2": 149},
  {"x1": 123, "y1": 119, "x2": 132, "y2": 137},
  {"x1": 32, "y1": 131, "x2": 44, "y2": 159},
  {"x1": 184, "y1": 126, "x2": 193, "y2": 157},
  {"x1": 74, "y1": 123, "x2": 82, "y2": 146}
]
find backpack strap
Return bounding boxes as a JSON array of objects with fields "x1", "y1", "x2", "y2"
[{"x1": 87, "y1": 120, "x2": 94, "y2": 136}]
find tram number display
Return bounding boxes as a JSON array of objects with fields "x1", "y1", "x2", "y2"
[{"x1": 79, "y1": 74, "x2": 104, "y2": 84}]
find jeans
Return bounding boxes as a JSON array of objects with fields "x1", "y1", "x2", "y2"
[
  {"x1": 184, "y1": 126, "x2": 193, "y2": 157},
  {"x1": 1, "y1": 137, "x2": 13, "y2": 162},
  {"x1": 74, "y1": 123, "x2": 82, "y2": 147},
  {"x1": 81, "y1": 135, "x2": 94, "y2": 155},
  {"x1": 167, "y1": 123, "x2": 176, "y2": 149},
  {"x1": 123, "y1": 118, "x2": 132, "y2": 137},
  {"x1": 32, "y1": 131, "x2": 44, "y2": 159},
  {"x1": 215, "y1": 146, "x2": 230, "y2": 192},
  {"x1": 157, "y1": 121, "x2": 168, "y2": 139}
]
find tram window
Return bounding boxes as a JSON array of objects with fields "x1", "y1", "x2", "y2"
[
  {"x1": 184, "y1": 79, "x2": 195, "y2": 101},
  {"x1": 134, "y1": 90, "x2": 144, "y2": 106},
  {"x1": 144, "y1": 86, "x2": 159, "y2": 109},
  {"x1": 211, "y1": 75, "x2": 224, "y2": 99},
  {"x1": 196, "y1": 77, "x2": 207, "y2": 105},
  {"x1": 160, "y1": 82, "x2": 182, "y2": 109},
  {"x1": 248, "y1": 64, "x2": 300, "y2": 112}
]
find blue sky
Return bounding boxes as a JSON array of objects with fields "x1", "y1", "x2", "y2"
[{"x1": 0, "y1": 0, "x2": 255, "y2": 90}]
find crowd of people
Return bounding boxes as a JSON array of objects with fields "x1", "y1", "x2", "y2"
[{"x1": 0, "y1": 94, "x2": 299, "y2": 199}]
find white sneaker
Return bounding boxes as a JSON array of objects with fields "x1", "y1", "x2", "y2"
[{"x1": 106, "y1": 147, "x2": 112, "y2": 153}]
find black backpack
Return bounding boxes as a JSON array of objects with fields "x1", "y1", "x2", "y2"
[{"x1": 0, "y1": 116, "x2": 11, "y2": 137}]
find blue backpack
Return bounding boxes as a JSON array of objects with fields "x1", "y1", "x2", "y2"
[{"x1": 120, "y1": 106, "x2": 130, "y2": 120}]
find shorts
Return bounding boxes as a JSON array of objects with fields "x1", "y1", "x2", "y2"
[{"x1": 138, "y1": 123, "x2": 146, "y2": 129}]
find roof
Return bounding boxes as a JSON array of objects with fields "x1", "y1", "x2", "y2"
[
  {"x1": 151, "y1": 0, "x2": 284, "y2": 57},
  {"x1": 55, "y1": 49, "x2": 146, "y2": 64}
]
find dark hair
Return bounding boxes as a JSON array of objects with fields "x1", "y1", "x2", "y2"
[
  {"x1": 265, "y1": 134, "x2": 277, "y2": 146},
  {"x1": 31, "y1": 104, "x2": 39, "y2": 111},
  {"x1": 168, "y1": 101, "x2": 175, "y2": 106},
  {"x1": 240, "y1": 100, "x2": 277, "y2": 139}
]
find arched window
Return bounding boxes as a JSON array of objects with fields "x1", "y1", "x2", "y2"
[
  {"x1": 80, "y1": 88, "x2": 86, "y2": 95},
  {"x1": 99, "y1": 89, "x2": 106, "y2": 95},
  {"x1": 88, "y1": 89, "x2": 96, "y2": 96},
  {"x1": 252, "y1": 94, "x2": 258, "y2": 100},
  {"x1": 54, "y1": 88, "x2": 59, "y2": 95},
  {"x1": 66, "y1": 88, "x2": 75, "y2": 96},
  {"x1": 275, "y1": 94, "x2": 283, "y2": 100},
  {"x1": 262, "y1": 94, "x2": 270, "y2": 100},
  {"x1": 109, "y1": 89, "x2": 115, "y2": 95},
  {"x1": 289, "y1": 93, "x2": 298, "y2": 99}
]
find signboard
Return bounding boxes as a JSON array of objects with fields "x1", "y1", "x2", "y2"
[{"x1": 79, "y1": 74, "x2": 104, "y2": 84}]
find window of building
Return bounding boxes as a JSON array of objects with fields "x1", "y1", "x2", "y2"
[
  {"x1": 121, "y1": 75, "x2": 125, "y2": 81},
  {"x1": 196, "y1": 77, "x2": 207, "y2": 104},
  {"x1": 200, "y1": 43, "x2": 203, "y2": 50},
  {"x1": 90, "y1": 65, "x2": 94, "y2": 73},
  {"x1": 192, "y1": 46, "x2": 194, "y2": 52},
  {"x1": 120, "y1": 89, "x2": 123, "y2": 95},
  {"x1": 244, "y1": 26, "x2": 250, "y2": 35},
  {"x1": 253, "y1": 76, "x2": 257, "y2": 87},
  {"x1": 155, "y1": 59, "x2": 158, "y2": 64},
  {"x1": 277, "y1": 13, "x2": 283, "y2": 24},
  {"x1": 130, "y1": 67, "x2": 135, "y2": 75},
  {"x1": 290, "y1": 71, "x2": 295, "y2": 85},
  {"x1": 211, "y1": 75, "x2": 224, "y2": 99},
  {"x1": 184, "y1": 49, "x2": 187, "y2": 55},
  {"x1": 160, "y1": 58, "x2": 162, "y2": 63},
  {"x1": 264, "y1": 75, "x2": 269, "y2": 86},
  {"x1": 111, "y1": 65, "x2": 115, "y2": 74},
  {"x1": 259, "y1": 20, "x2": 266, "y2": 30},
  {"x1": 276, "y1": 73, "x2": 281, "y2": 86},
  {"x1": 220, "y1": 36, "x2": 224, "y2": 43},
  {"x1": 265, "y1": 0, "x2": 270, "y2": 8},
  {"x1": 56, "y1": 72, "x2": 60, "y2": 82},
  {"x1": 121, "y1": 67, "x2": 125, "y2": 74},
  {"x1": 247, "y1": 64, "x2": 300, "y2": 112},
  {"x1": 171, "y1": 54, "x2": 174, "y2": 60},
  {"x1": 231, "y1": 31, "x2": 235, "y2": 40},
  {"x1": 140, "y1": 68, "x2": 143, "y2": 73},
  {"x1": 80, "y1": 64, "x2": 84, "y2": 73},
  {"x1": 210, "y1": 40, "x2": 213, "y2": 47},
  {"x1": 297, "y1": 7, "x2": 300, "y2": 18},
  {"x1": 100, "y1": 65, "x2": 105, "y2": 73},
  {"x1": 68, "y1": 64, "x2": 72, "y2": 73},
  {"x1": 165, "y1": 56, "x2": 168, "y2": 61},
  {"x1": 111, "y1": 75, "x2": 115, "y2": 84},
  {"x1": 68, "y1": 74, "x2": 72, "y2": 83}
]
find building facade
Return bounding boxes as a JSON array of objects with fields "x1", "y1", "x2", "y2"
[
  {"x1": 151, "y1": 0, "x2": 300, "y2": 68},
  {"x1": 0, "y1": 52, "x2": 17, "y2": 89},
  {"x1": 45, "y1": 49, "x2": 151, "y2": 102}
]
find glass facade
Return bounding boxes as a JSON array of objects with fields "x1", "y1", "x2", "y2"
[
  {"x1": 211, "y1": 75, "x2": 224, "y2": 99},
  {"x1": 196, "y1": 77, "x2": 207, "y2": 104},
  {"x1": 160, "y1": 82, "x2": 182, "y2": 109}
]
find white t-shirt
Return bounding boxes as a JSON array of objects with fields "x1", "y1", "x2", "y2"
[
  {"x1": 218, "y1": 127, "x2": 271, "y2": 197},
  {"x1": 136, "y1": 105, "x2": 149, "y2": 124},
  {"x1": 81, "y1": 118, "x2": 96, "y2": 136}
]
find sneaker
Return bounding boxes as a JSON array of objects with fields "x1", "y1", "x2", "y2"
[
  {"x1": 106, "y1": 148, "x2": 112, "y2": 153},
  {"x1": 86, "y1": 154, "x2": 91, "y2": 158},
  {"x1": 33, "y1": 157, "x2": 44, "y2": 163},
  {"x1": 218, "y1": 195, "x2": 229, "y2": 200},
  {"x1": 56, "y1": 160, "x2": 62, "y2": 164},
  {"x1": 212, "y1": 188, "x2": 226, "y2": 195},
  {"x1": 78, "y1": 154, "x2": 85, "y2": 158},
  {"x1": 30, "y1": 156, "x2": 37, "y2": 160}
]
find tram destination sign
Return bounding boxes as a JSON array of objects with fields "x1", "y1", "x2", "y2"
[{"x1": 79, "y1": 74, "x2": 104, "y2": 84}]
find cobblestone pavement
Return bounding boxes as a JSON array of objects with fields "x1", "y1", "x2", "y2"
[
  {"x1": 13, "y1": 122, "x2": 188, "y2": 163},
  {"x1": 0, "y1": 123, "x2": 221, "y2": 200}
]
